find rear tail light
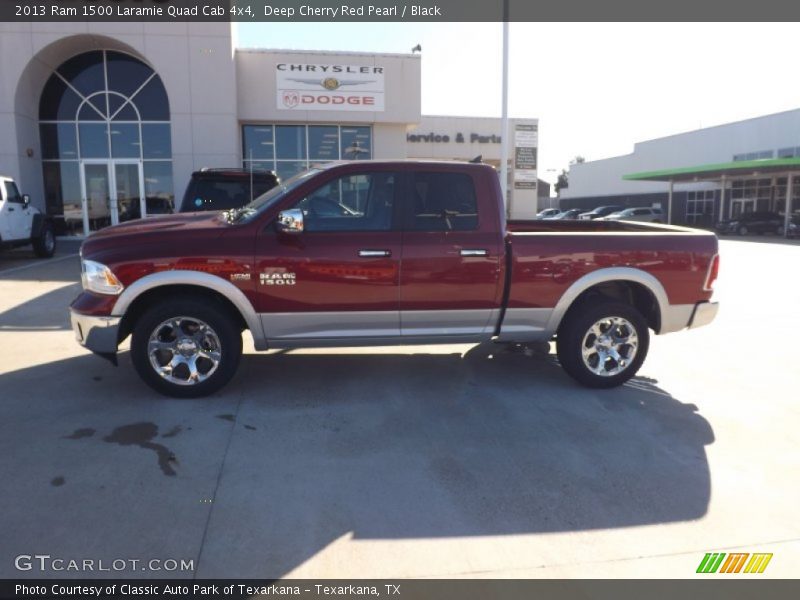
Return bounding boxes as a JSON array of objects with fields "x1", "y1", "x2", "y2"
[{"x1": 703, "y1": 254, "x2": 720, "y2": 291}]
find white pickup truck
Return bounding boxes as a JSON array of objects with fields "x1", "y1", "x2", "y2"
[{"x1": 0, "y1": 175, "x2": 56, "y2": 258}]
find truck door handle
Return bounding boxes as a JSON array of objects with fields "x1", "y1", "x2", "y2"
[
  {"x1": 358, "y1": 249, "x2": 391, "y2": 258},
  {"x1": 7, "y1": 207, "x2": 14, "y2": 212},
  {"x1": 460, "y1": 249, "x2": 488, "y2": 257}
]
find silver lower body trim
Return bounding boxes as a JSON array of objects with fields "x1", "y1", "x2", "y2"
[
  {"x1": 261, "y1": 309, "x2": 497, "y2": 343},
  {"x1": 70, "y1": 311, "x2": 121, "y2": 354},
  {"x1": 659, "y1": 301, "x2": 719, "y2": 333},
  {"x1": 659, "y1": 304, "x2": 696, "y2": 334},
  {"x1": 496, "y1": 307, "x2": 554, "y2": 342},
  {"x1": 688, "y1": 301, "x2": 719, "y2": 329},
  {"x1": 400, "y1": 308, "x2": 496, "y2": 336},
  {"x1": 261, "y1": 311, "x2": 400, "y2": 340}
]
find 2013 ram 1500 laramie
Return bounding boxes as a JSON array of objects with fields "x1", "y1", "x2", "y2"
[{"x1": 70, "y1": 161, "x2": 719, "y2": 397}]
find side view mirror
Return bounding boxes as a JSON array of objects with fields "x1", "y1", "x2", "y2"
[
  {"x1": 276, "y1": 208, "x2": 304, "y2": 234},
  {"x1": 22, "y1": 194, "x2": 30, "y2": 207}
]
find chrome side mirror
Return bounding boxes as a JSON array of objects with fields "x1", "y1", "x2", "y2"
[
  {"x1": 22, "y1": 194, "x2": 30, "y2": 207},
  {"x1": 276, "y1": 208, "x2": 304, "y2": 234}
]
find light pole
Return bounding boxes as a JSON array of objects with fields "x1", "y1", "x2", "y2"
[{"x1": 499, "y1": 0, "x2": 510, "y2": 218}]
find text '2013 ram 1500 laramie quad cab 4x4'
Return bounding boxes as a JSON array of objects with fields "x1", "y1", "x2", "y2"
[{"x1": 70, "y1": 160, "x2": 719, "y2": 398}]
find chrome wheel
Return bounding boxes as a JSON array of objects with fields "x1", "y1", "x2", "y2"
[
  {"x1": 147, "y1": 317, "x2": 222, "y2": 386},
  {"x1": 580, "y1": 316, "x2": 639, "y2": 377}
]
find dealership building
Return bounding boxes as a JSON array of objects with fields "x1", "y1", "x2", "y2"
[
  {"x1": 0, "y1": 22, "x2": 540, "y2": 236},
  {"x1": 560, "y1": 109, "x2": 800, "y2": 228}
]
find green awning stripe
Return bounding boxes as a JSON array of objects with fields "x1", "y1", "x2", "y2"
[{"x1": 623, "y1": 157, "x2": 800, "y2": 181}]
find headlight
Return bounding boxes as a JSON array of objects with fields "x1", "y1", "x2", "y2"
[{"x1": 81, "y1": 260, "x2": 124, "y2": 295}]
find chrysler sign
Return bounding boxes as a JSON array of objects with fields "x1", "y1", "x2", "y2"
[{"x1": 276, "y1": 63, "x2": 385, "y2": 112}]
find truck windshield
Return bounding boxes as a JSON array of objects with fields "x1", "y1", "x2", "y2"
[{"x1": 226, "y1": 169, "x2": 320, "y2": 223}]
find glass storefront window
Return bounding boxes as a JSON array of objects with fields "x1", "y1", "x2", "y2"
[
  {"x1": 110, "y1": 123, "x2": 140, "y2": 158},
  {"x1": 144, "y1": 161, "x2": 175, "y2": 215},
  {"x1": 142, "y1": 124, "x2": 172, "y2": 159},
  {"x1": 242, "y1": 124, "x2": 372, "y2": 179},
  {"x1": 341, "y1": 126, "x2": 371, "y2": 159},
  {"x1": 42, "y1": 161, "x2": 81, "y2": 221},
  {"x1": 275, "y1": 125, "x2": 307, "y2": 159},
  {"x1": 243, "y1": 126, "x2": 274, "y2": 160},
  {"x1": 39, "y1": 49, "x2": 173, "y2": 234},
  {"x1": 309, "y1": 126, "x2": 339, "y2": 161},
  {"x1": 39, "y1": 76, "x2": 81, "y2": 121},
  {"x1": 79, "y1": 123, "x2": 110, "y2": 158},
  {"x1": 40, "y1": 123, "x2": 78, "y2": 160}
]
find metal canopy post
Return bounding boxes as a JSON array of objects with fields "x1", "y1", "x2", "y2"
[
  {"x1": 784, "y1": 172, "x2": 793, "y2": 239},
  {"x1": 719, "y1": 174, "x2": 726, "y2": 222},
  {"x1": 667, "y1": 180, "x2": 674, "y2": 224}
]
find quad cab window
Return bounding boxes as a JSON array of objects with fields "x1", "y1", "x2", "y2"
[{"x1": 292, "y1": 172, "x2": 396, "y2": 232}]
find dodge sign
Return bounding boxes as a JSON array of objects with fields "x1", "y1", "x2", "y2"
[{"x1": 276, "y1": 63, "x2": 385, "y2": 112}]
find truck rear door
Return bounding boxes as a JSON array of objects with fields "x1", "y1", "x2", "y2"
[
  {"x1": 399, "y1": 167, "x2": 504, "y2": 338},
  {"x1": 255, "y1": 168, "x2": 402, "y2": 342}
]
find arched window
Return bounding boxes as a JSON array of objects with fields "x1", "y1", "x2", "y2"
[{"x1": 39, "y1": 50, "x2": 173, "y2": 234}]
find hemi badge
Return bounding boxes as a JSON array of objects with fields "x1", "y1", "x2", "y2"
[{"x1": 230, "y1": 273, "x2": 251, "y2": 282}]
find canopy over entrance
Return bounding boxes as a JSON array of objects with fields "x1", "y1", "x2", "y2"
[{"x1": 623, "y1": 158, "x2": 800, "y2": 236}]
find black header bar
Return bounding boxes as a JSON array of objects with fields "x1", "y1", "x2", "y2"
[
  {"x1": 2, "y1": 579, "x2": 800, "y2": 600},
  {"x1": 3, "y1": 0, "x2": 800, "y2": 22}
]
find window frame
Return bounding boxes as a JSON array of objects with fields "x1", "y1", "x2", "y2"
[{"x1": 402, "y1": 170, "x2": 481, "y2": 233}]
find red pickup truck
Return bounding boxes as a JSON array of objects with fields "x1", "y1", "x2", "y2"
[{"x1": 70, "y1": 160, "x2": 719, "y2": 397}]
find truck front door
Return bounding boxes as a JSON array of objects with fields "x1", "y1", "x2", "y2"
[{"x1": 255, "y1": 169, "x2": 402, "y2": 343}]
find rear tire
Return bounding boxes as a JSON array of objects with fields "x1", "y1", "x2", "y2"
[
  {"x1": 131, "y1": 298, "x2": 242, "y2": 398},
  {"x1": 556, "y1": 300, "x2": 650, "y2": 389},
  {"x1": 32, "y1": 223, "x2": 56, "y2": 258}
]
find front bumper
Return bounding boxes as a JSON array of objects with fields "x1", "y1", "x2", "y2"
[
  {"x1": 688, "y1": 301, "x2": 719, "y2": 329},
  {"x1": 70, "y1": 310, "x2": 121, "y2": 354}
]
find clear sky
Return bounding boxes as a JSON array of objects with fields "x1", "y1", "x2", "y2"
[{"x1": 237, "y1": 22, "x2": 800, "y2": 183}]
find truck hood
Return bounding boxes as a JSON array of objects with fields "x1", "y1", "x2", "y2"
[
  {"x1": 87, "y1": 211, "x2": 227, "y2": 238},
  {"x1": 80, "y1": 212, "x2": 230, "y2": 257}
]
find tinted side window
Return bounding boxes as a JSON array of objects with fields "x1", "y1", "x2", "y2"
[
  {"x1": 294, "y1": 172, "x2": 395, "y2": 232},
  {"x1": 187, "y1": 179, "x2": 249, "y2": 211},
  {"x1": 409, "y1": 172, "x2": 478, "y2": 231},
  {"x1": 4, "y1": 181, "x2": 23, "y2": 203}
]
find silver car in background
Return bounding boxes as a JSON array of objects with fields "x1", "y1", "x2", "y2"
[{"x1": 601, "y1": 207, "x2": 664, "y2": 223}]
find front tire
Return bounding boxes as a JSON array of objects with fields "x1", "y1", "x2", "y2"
[
  {"x1": 32, "y1": 223, "x2": 56, "y2": 258},
  {"x1": 131, "y1": 298, "x2": 242, "y2": 398},
  {"x1": 556, "y1": 300, "x2": 650, "y2": 389},
  {"x1": 737, "y1": 225, "x2": 749, "y2": 236}
]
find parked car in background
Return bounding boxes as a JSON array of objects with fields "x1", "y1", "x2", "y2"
[
  {"x1": 0, "y1": 175, "x2": 56, "y2": 258},
  {"x1": 179, "y1": 168, "x2": 279, "y2": 213},
  {"x1": 579, "y1": 205, "x2": 624, "y2": 220},
  {"x1": 714, "y1": 211, "x2": 784, "y2": 236},
  {"x1": 601, "y1": 207, "x2": 664, "y2": 223},
  {"x1": 544, "y1": 209, "x2": 583, "y2": 220},
  {"x1": 535, "y1": 207, "x2": 561, "y2": 219}
]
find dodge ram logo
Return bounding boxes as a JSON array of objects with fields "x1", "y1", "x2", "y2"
[{"x1": 282, "y1": 91, "x2": 300, "y2": 108}]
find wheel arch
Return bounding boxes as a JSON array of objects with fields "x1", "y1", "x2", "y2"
[
  {"x1": 547, "y1": 267, "x2": 668, "y2": 336},
  {"x1": 112, "y1": 271, "x2": 266, "y2": 349}
]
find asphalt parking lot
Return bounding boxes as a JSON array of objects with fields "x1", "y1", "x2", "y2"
[{"x1": 0, "y1": 237, "x2": 798, "y2": 579}]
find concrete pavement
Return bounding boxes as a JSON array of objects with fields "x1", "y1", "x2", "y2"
[{"x1": 0, "y1": 238, "x2": 797, "y2": 578}]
